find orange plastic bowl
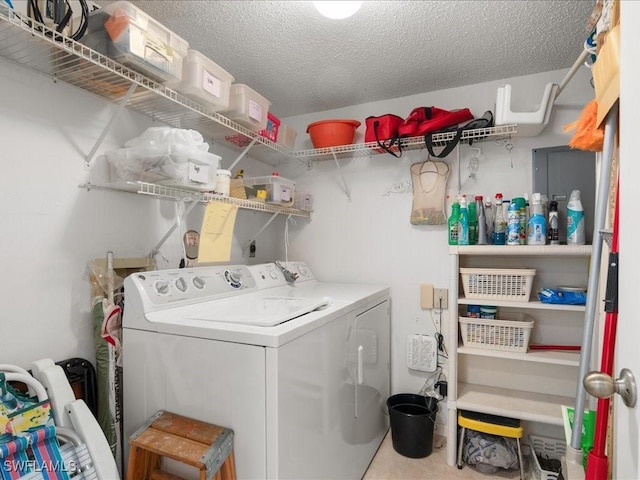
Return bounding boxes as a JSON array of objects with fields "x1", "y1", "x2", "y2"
[{"x1": 306, "y1": 119, "x2": 361, "y2": 149}]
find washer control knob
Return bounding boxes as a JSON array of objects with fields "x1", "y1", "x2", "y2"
[
  {"x1": 175, "y1": 277, "x2": 188, "y2": 292},
  {"x1": 224, "y1": 270, "x2": 243, "y2": 289},
  {"x1": 269, "y1": 269, "x2": 278, "y2": 279},
  {"x1": 192, "y1": 276, "x2": 205, "y2": 289},
  {"x1": 297, "y1": 264, "x2": 309, "y2": 277},
  {"x1": 155, "y1": 280, "x2": 170, "y2": 295}
]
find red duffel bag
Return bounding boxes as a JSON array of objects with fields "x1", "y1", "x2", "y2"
[
  {"x1": 398, "y1": 106, "x2": 474, "y2": 138},
  {"x1": 364, "y1": 114, "x2": 404, "y2": 157}
]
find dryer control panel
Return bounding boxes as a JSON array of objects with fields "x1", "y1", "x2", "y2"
[
  {"x1": 247, "y1": 263, "x2": 288, "y2": 289},
  {"x1": 283, "y1": 261, "x2": 316, "y2": 282}
]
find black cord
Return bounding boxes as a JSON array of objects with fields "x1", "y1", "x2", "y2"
[
  {"x1": 434, "y1": 331, "x2": 448, "y2": 359},
  {"x1": 25, "y1": 0, "x2": 89, "y2": 41},
  {"x1": 70, "y1": 0, "x2": 89, "y2": 41},
  {"x1": 435, "y1": 298, "x2": 448, "y2": 359}
]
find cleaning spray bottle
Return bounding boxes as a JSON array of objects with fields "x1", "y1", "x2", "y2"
[
  {"x1": 448, "y1": 202, "x2": 460, "y2": 245},
  {"x1": 458, "y1": 196, "x2": 470, "y2": 246},
  {"x1": 507, "y1": 198, "x2": 521, "y2": 246},
  {"x1": 468, "y1": 200, "x2": 477, "y2": 245},
  {"x1": 548, "y1": 200, "x2": 559, "y2": 245},
  {"x1": 567, "y1": 189, "x2": 585, "y2": 245},
  {"x1": 527, "y1": 193, "x2": 546, "y2": 245}
]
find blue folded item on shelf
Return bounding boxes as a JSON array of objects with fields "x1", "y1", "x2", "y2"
[{"x1": 538, "y1": 288, "x2": 587, "y2": 305}]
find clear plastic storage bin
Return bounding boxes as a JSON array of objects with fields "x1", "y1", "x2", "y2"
[
  {"x1": 276, "y1": 124, "x2": 298, "y2": 150},
  {"x1": 106, "y1": 143, "x2": 221, "y2": 191},
  {"x1": 293, "y1": 192, "x2": 313, "y2": 211},
  {"x1": 221, "y1": 84, "x2": 271, "y2": 131},
  {"x1": 169, "y1": 50, "x2": 234, "y2": 111},
  {"x1": 242, "y1": 175, "x2": 295, "y2": 205},
  {"x1": 82, "y1": 1, "x2": 189, "y2": 83}
]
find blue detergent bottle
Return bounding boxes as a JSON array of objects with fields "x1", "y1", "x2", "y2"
[{"x1": 459, "y1": 196, "x2": 470, "y2": 245}]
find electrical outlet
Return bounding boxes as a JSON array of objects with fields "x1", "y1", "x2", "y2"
[
  {"x1": 434, "y1": 288, "x2": 448, "y2": 309},
  {"x1": 420, "y1": 283, "x2": 434, "y2": 308}
]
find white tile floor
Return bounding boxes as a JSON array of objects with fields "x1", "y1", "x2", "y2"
[{"x1": 363, "y1": 432, "x2": 521, "y2": 480}]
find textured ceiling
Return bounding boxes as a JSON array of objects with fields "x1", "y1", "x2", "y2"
[{"x1": 106, "y1": 1, "x2": 595, "y2": 118}]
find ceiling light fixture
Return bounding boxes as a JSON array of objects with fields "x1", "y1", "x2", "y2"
[{"x1": 313, "y1": 1, "x2": 363, "y2": 20}]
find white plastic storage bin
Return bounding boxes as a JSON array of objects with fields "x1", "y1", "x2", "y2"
[
  {"x1": 169, "y1": 50, "x2": 234, "y2": 111},
  {"x1": 83, "y1": 1, "x2": 189, "y2": 83},
  {"x1": 527, "y1": 435, "x2": 566, "y2": 480},
  {"x1": 460, "y1": 268, "x2": 536, "y2": 302},
  {"x1": 242, "y1": 175, "x2": 295, "y2": 205},
  {"x1": 459, "y1": 313, "x2": 534, "y2": 353},
  {"x1": 221, "y1": 84, "x2": 270, "y2": 131},
  {"x1": 293, "y1": 192, "x2": 313, "y2": 211},
  {"x1": 106, "y1": 143, "x2": 221, "y2": 191}
]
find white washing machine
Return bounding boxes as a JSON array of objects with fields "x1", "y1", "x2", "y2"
[{"x1": 122, "y1": 262, "x2": 390, "y2": 479}]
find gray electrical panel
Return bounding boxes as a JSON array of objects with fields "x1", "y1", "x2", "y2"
[{"x1": 532, "y1": 146, "x2": 596, "y2": 244}]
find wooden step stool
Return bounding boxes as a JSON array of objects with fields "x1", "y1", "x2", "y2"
[
  {"x1": 127, "y1": 410, "x2": 235, "y2": 480},
  {"x1": 457, "y1": 409, "x2": 524, "y2": 480}
]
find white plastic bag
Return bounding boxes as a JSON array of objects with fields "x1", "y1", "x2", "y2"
[
  {"x1": 463, "y1": 430, "x2": 519, "y2": 474},
  {"x1": 124, "y1": 127, "x2": 209, "y2": 152}
]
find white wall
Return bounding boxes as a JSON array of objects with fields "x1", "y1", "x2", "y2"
[
  {"x1": 1, "y1": 47, "x2": 594, "y2": 436},
  {"x1": 0, "y1": 57, "x2": 281, "y2": 368},
  {"x1": 279, "y1": 67, "x2": 595, "y2": 424}
]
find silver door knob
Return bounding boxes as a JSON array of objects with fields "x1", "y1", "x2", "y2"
[{"x1": 584, "y1": 368, "x2": 637, "y2": 408}]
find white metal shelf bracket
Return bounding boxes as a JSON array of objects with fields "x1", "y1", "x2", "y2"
[
  {"x1": 228, "y1": 138, "x2": 258, "y2": 172},
  {"x1": 332, "y1": 151, "x2": 352, "y2": 200},
  {"x1": 85, "y1": 82, "x2": 138, "y2": 166},
  {"x1": 242, "y1": 212, "x2": 279, "y2": 255},
  {"x1": 149, "y1": 197, "x2": 200, "y2": 258}
]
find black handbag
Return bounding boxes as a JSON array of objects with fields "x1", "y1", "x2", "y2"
[{"x1": 424, "y1": 111, "x2": 494, "y2": 158}]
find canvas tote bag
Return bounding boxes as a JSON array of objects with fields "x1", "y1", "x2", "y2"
[{"x1": 410, "y1": 160, "x2": 450, "y2": 225}]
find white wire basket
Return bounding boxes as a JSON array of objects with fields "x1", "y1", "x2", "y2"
[
  {"x1": 459, "y1": 313, "x2": 534, "y2": 353},
  {"x1": 460, "y1": 267, "x2": 536, "y2": 302},
  {"x1": 528, "y1": 434, "x2": 566, "y2": 480}
]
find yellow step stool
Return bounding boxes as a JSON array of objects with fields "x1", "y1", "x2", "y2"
[
  {"x1": 457, "y1": 410, "x2": 524, "y2": 480},
  {"x1": 127, "y1": 410, "x2": 236, "y2": 480}
]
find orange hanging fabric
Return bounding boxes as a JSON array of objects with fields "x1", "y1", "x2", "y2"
[{"x1": 563, "y1": 99, "x2": 605, "y2": 152}]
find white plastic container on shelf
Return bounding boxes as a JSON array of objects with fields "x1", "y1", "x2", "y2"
[
  {"x1": 459, "y1": 312, "x2": 534, "y2": 353},
  {"x1": 293, "y1": 192, "x2": 313, "y2": 211},
  {"x1": 106, "y1": 143, "x2": 221, "y2": 191},
  {"x1": 82, "y1": 1, "x2": 189, "y2": 83},
  {"x1": 276, "y1": 124, "x2": 298, "y2": 150},
  {"x1": 242, "y1": 174, "x2": 295, "y2": 205},
  {"x1": 220, "y1": 84, "x2": 270, "y2": 131},
  {"x1": 169, "y1": 50, "x2": 234, "y2": 111}
]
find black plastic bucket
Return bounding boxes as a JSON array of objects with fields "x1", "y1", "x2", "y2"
[{"x1": 387, "y1": 393, "x2": 438, "y2": 458}]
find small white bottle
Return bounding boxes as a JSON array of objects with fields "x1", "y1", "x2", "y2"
[
  {"x1": 527, "y1": 193, "x2": 546, "y2": 245},
  {"x1": 214, "y1": 169, "x2": 231, "y2": 196},
  {"x1": 567, "y1": 190, "x2": 585, "y2": 245}
]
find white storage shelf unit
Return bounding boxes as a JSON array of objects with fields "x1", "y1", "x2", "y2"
[
  {"x1": 446, "y1": 244, "x2": 593, "y2": 467},
  {"x1": 0, "y1": 4, "x2": 517, "y2": 169}
]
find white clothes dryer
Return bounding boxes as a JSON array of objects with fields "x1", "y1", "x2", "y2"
[{"x1": 122, "y1": 262, "x2": 390, "y2": 479}]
